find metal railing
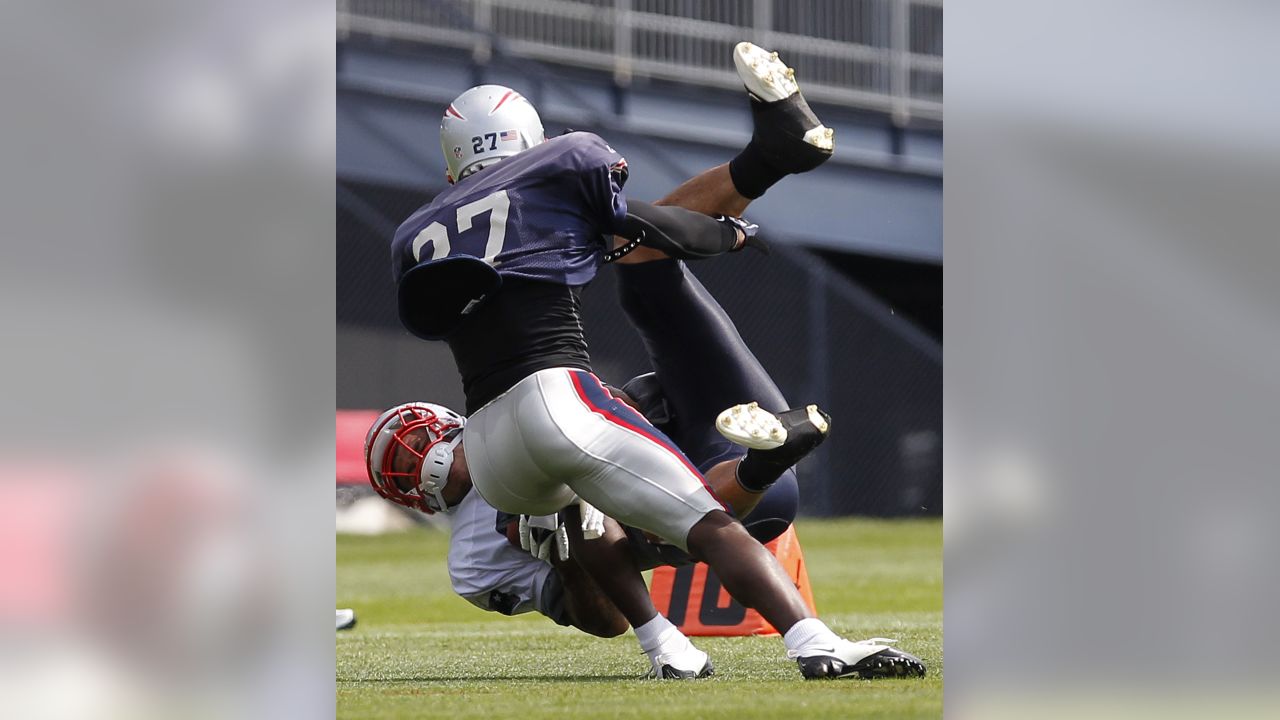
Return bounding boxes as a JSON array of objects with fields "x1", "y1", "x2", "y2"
[{"x1": 338, "y1": 0, "x2": 942, "y2": 123}]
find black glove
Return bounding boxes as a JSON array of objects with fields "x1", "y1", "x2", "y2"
[{"x1": 713, "y1": 214, "x2": 769, "y2": 254}]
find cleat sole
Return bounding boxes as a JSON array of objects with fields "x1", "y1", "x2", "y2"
[
  {"x1": 734, "y1": 40, "x2": 836, "y2": 166},
  {"x1": 802, "y1": 125, "x2": 835, "y2": 151},
  {"x1": 734, "y1": 41, "x2": 800, "y2": 102},
  {"x1": 806, "y1": 404, "x2": 830, "y2": 433},
  {"x1": 716, "y1": 403, "x2": 788, "y2": 450},
  {"x1": 799, "y1": 648, "x2": 927, "y2": 680}
]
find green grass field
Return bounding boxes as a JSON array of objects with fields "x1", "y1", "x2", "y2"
[{"x1": 337, "y1": 518, "x2": 941, "y2": 719}]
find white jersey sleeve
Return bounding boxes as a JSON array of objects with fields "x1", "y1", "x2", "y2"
[{"x1": 446, "y1": 488, "x2": 556, "y2": 616}]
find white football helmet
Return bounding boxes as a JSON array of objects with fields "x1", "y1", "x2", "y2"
[
  {"x1": 440, "y1": 84, "x2": 545, "y2": 183},
  {"x1": 365, "y1": 402, "x2": 466, "y2": 514}
]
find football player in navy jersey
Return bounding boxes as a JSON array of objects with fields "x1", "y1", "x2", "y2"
[{"x1": 374, "y1": 42, "x2": 925, "y2": 680}]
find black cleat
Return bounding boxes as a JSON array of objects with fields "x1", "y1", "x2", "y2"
[
  {"x1": 733, "y1": 41, "x2": 835, "y2": 175},
  {"x1": 716, "y1": 402, "x2": 832, "y2": 468},
  {"x1": 793, "y1": 639, "x2": 927, "y2": 680}
]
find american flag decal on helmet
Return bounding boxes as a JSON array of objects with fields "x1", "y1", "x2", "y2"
[
  {"x1": 609, "y1": 157, "x2": 629, "y2": 186},
  {"x1": 499, "y1": 129, "x2": 518, "y2": 142}
]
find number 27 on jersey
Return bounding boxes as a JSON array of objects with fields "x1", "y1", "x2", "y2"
[{"x1": 411, "y1": 190, "x2": 511, "y2": 266}]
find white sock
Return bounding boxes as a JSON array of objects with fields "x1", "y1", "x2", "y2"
[
  {"x1": 633, "y1": 614, "x2": 680, "y2": 654},
  {"x1": 783, "y1": 617, "x2": 839, "y2": 654}
]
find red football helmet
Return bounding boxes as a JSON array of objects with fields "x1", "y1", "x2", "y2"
[{"x1": 364, "y1": 402, "x2": 466, "y2": 514}]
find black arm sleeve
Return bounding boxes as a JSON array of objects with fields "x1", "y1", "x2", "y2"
[{"x1": 616, "y1": 200, "x2": 739, "y2": 260}]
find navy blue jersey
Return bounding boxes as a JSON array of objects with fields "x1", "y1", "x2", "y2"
[
  {"x1": 392, "y1": 132, "x2": 628, "y2": 287},
  {"x1": 394, "y1": 132, "x2": 630, "y2": 413}
]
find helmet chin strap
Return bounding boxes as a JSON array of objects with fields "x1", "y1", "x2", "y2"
[{"x1": 418, "y1": 431, "x2": 464, "y2": 513}]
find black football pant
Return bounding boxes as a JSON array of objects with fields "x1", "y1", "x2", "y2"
[{"x1": 615, "y1": 259, "x2": 799, "y2": 564}]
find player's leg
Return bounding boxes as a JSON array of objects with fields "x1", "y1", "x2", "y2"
[
  {"x1": 561, "y1": 508, "x2": 713, "y2": 679},
  {"x1": 615, "y1": 259, "x2": 812, "y2": 535},
  {"x1": 617, "y1": 260, "x2": 785, "y2": 430},
  {"x1": 488, "y1": 504, "x2": 711, "y2": 678},
  {"x1": 685, "y1": 510, "x2": 811, "y2": 626},
  {"x1": 543, "y1": 549, "x2": 630, "y2": 639},
  {"x1": 699, "y1": 454, "x2": 797, "y2": 521},
  {"x1": 648, "y1": 41, "x2": 833, "y2": 218},
  {"x1": 652, "y1": 164, "x2": 750, "y2": 218},
  {"x1": 613, "y1": 455, "x2": 797, "y2": 573},
  {"x1": 613, "y1": 139, "x2": 810, "y2": 533},
  {"x1": 560, "y1": 505, "x2": 655, "y2": 629},
  {"x1": 610, "y1": 42, "x2": 832, "y2": 263},
  {"x1": 465, "y1": 370, "x2": 717, "y2": 678},
  {"x1": 530, "y1": 368, "x2": 923, "y2": 679},
  {"x1": 561, "y1": 417, "x2": 917, "y2": 682},
  {"x1": 488, "y1": 509, "x2": 630, "y2": 638},
  {"x1": 683, "y1": 510, "x2": 924, "y2": 679},
  {"x1": 727, "y1": 41, "x2": 834, "y2": 199},
  {"x1": 613, "y1": 45, "x2": 820, "y2": 424}
]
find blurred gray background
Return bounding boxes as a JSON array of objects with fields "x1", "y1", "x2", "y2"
[
  {"x1": 3, "y1": 0, "x2": 1276, "y2": 715},
  {"x1": 336, "y1": 0, "x2": 943, "y2": 517}
]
